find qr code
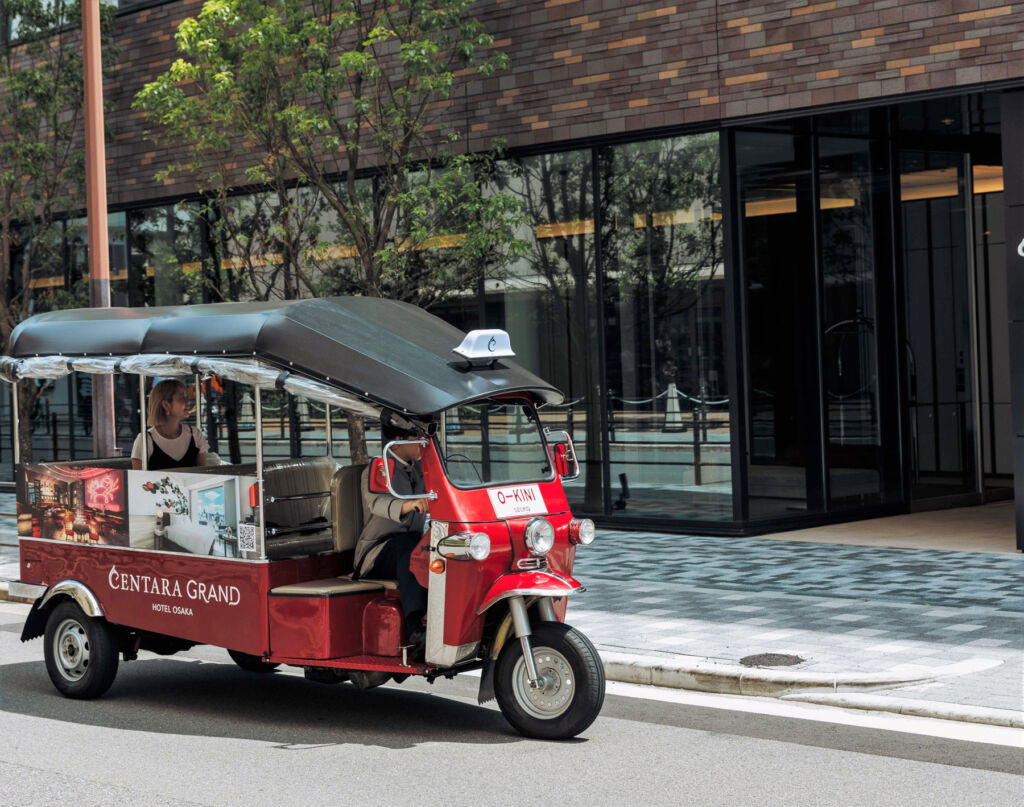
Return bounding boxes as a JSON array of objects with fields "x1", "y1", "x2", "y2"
[{"x1": 237, "y1": 523, "x2": 258, "y2": 553}]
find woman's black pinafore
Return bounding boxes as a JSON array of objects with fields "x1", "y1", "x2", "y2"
[{"x1": 146, "y1": 426, "x2": 200, "y2": 470}]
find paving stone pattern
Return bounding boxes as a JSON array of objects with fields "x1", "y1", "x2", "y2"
[
  {"x1": 581, "y1": 532, "x2": 1024, "y2": 612},
  {"x1": 570, "y1": 531, "x2": 1024, "y2": 712}
]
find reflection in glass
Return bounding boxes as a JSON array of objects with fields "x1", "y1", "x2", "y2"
[
  {"x1": 973, "y1": 183, "x2": 1013, "y2": 493},
  {"x1": 489, "y1": 150, "x2": 603, "y2": 513},
  {"x1": 128, "y1": 204, "x2": 204, "y2": 306},
  {"x1": 818, "y1": 137, "x2": 884, "y2": 506},
  {"x1": 900, "y1": 151, "x2": 976, "y2": 497},
  {"x1": 598, "y1": 134, "x2": 730, "y2": 519},
  {"x1": 736, "y1": 131, "x2": 819, "y2": 517}
]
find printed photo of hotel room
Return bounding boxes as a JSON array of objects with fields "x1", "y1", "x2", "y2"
[{"x1": 127, "y1": 471, "x2": 255, "y2": 557}]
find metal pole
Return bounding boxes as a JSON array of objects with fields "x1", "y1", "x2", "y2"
[
  {"x1": 12, "y1": 381, "x2": 20, "y2": 466},
  {"x1": 325, "y1": 404, "x2": 332, "y2": 458},
  {"x1": 254, "y1": 386, "x2": 265, "y2": 557},
  {"x1": 83, "y1": 0, "x2": 115, "y2": 458},
  {"x1": 195, "y1": 376, "x2": 202, "y2": 433},
  {"x1": 139, "y1": 376, "x2": 148, "y2": 471}
]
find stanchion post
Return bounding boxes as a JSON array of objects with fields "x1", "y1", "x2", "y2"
[{"x1": 692, "y1": 405, "x2": 702, "y2": 487}]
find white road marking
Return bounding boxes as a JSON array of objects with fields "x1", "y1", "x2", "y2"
[{"x1": 603, "y1": 679, "x2": 1024, "y2": 748}]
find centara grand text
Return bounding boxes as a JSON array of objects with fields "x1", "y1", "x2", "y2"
[{"x1": 107, "y1": 566, "x2": 242, "y2": 606}]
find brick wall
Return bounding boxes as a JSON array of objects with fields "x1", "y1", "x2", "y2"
[{"x1": 103, "y1": 0, "x2": 1024, "y2": 206}]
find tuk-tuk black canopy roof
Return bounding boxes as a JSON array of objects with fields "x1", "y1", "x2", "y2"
[{"x1": 7, "y1": 298, "x2": 563, "y2": 415}]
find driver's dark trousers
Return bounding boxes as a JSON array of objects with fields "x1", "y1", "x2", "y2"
[{"x1": 362, "y1": 530, "x2": 427, "y2": 620}]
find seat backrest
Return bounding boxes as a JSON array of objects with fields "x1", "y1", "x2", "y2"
[
  {"x1": 263, "y1": 456, "x2": 339, "y2": 528},
  {"x1": 332, "y1": 464, "x2": 366, "y2": 553}
]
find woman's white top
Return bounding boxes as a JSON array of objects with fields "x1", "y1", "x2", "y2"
[{"x1": 131, "y1": 424, "x2": 209, "y2": 463}]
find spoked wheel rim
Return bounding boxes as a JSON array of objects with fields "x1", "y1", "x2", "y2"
[
  {"x1": 53, "y1": 617, "x2": 90, "y2": 682},
  {"x1": 511, "y1": 645, "x2": 574, "y2": 720}
]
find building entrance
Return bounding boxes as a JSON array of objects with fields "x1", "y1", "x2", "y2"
[{"x1": 899, "y1": 149, "x2": 979, "y2": 501}]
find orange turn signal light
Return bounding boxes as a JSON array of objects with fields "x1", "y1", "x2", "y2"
[{"x1": 430, "y1": 559, "x2": 445, "y2": 574}]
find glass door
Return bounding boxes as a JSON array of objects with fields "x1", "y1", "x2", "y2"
[
  {"x1": 899, "y1": 150, "x2": 978, "y2": 499},
  {"x1": 817, "y1": 137, "x2": 890, "y2": 507},
  {"x1": 736, "y1": 130, "x2": 824, "y2": 518}
]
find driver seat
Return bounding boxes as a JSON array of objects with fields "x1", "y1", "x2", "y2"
[{"x1": 331, "y1": 464, "x2": 366, "y2": 554}]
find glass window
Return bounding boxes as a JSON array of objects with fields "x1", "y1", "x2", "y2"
[
  {"x1": 818, "y1": 137, "x2": 887, "y2": 507},
  {"x1": 442, "y1": 402, "x2": 553, "y2": 487},
  {"x1": 736, "y1": 130, "x2": 821, "y2": 518},
  {"x1": 598, "y1": 133, "x2": 730, "y2": 520},
  {"x1": 900, "y1": 150, "x2": 977, "y2": 498},
  {"x1": 489, "y1": 150, "x2": 603, "y2": 514},
  {"x1": 128, "y1": 203, "x2": 204, "y2": 306}
]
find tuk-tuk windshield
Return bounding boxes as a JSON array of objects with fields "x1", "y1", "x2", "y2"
[{"x1": 442, "y1": 401, "x2": 554, "y2": 488}]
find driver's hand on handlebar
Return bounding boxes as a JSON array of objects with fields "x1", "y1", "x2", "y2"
[{"x1": 401, "y1": 498, "x2": 429, "y2": 515}]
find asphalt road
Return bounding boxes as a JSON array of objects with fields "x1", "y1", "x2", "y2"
[{"x1": 1, "y1": 603, "x2": 1020, "y2": 807}]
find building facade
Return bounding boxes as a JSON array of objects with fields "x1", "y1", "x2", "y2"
[{"x1": 2, "y1": 0, "x2": 1021, "y2": 544}]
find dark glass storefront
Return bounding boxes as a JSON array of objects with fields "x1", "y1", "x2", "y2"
[{"x1": 4, "y1": 88, "x2": 1013, "y2": 536}]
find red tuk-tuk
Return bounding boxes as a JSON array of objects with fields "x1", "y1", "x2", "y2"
[{"x1": 2, "y1": 298, "x2": 604, "y2": 739}]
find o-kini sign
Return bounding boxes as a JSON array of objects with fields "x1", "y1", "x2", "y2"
[
  {"x1": 487, "y1": 484, "x2": 547, "y2": 518},
  {"x1": 108, "y1": 565, "x2": 241, "y2": 607}
]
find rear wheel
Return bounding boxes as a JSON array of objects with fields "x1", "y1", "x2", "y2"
[
  {"x1": 43, "y1": 600, "x2": 119, "y2": 699},
  {"x1": 227, "y1": 649, "x2": 280, "y2": 673},
  {"x1": 495, "y1": 622, "x2": 604, "y2": 740}
]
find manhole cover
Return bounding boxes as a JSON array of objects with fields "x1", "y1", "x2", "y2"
[{"x1": 739, "y1": 653, "x2": 805, "y2": 668}]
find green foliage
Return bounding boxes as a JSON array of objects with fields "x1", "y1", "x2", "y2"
[
  {"x1": 0, "y1": 0, "x2": 118, "y2": 350},
  {"x1": 134, "y1": 0, "x2": 524, "y2": 306}
]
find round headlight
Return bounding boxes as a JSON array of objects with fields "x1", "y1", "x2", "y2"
[
  {"x1": 468, "y1": 532, "x2": 491, "y2": 561},
  {"x1": 574, "y1": 518, "x2": 596, "y2": 545},
  {"x1": 524, "y1": 517, "x2": 555, "y2": 556}
]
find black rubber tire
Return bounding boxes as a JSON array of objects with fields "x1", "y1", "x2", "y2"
[
  {"x1": 43, "y1": 600, "x2": 119, "y2": 700},
  {"x1": 495, "y1": 622, "x2": 605, "y2": 740},
  {"x1": 227, "y1": 649, "x2": 280, "y2": 672}
]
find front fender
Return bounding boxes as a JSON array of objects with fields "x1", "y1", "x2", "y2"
[{"x1": 476, "y1": 570, "x2": 582, "y2": 615}]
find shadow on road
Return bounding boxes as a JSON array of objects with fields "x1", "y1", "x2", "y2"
[{"x1": 0, "y1": 658, "x2": 521, "y2": 749}]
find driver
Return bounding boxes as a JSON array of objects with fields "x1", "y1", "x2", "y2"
[{"x1": 354, "y1": 419, "x2": 430, "y2": 653}]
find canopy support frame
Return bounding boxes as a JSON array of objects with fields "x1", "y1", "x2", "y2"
[
  {"x1": 325, "y1": 404, "x2": 333, "y2": 459},
  {"x1": 138, "y1": 377, "x2": 148, "y2": 471},
  {"x1": 254, "y1": 386, "x2": 265, "y2": 559},
  {"x1": 11, "y1": 380, "x2": 19, "y2": 467}
]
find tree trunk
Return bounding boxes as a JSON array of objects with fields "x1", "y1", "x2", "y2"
[
  {"x1": 346, "y1": 411, "x2": 368, "y2": 466},
  {"x1": 15, "y1": 381, "x2": 33, "y2": 465},
  {"x1": 226, "y1": 381, "x2": 242, "y2": 465}
]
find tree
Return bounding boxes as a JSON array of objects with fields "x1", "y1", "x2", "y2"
[
  {"x1": 135, "y1": 0, "x2": 526, "y2": 462},
  {"x1": 0, "y1": 0, "x2": 116, "y2": 459}
]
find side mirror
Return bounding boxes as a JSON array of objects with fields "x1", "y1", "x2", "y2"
[
  {"x1": 544, "y1": 429, "x2": 580, "y2": 480},
  {"x1": 553, "y1": 443, "x2": 570, "y2": 477}
]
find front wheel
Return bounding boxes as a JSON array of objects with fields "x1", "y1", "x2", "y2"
[
  {"x1": 43, "y1": 600, "x2": 119, "y2": 699},
  {"x1": 495, "y1": 622, "x2": 605, "y2": 740}
]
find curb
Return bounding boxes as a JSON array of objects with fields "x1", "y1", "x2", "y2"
[
  {"x1": 0, "y1": 581, "x2": 33, "y2": 604},
  {"x1": 599, "y1": 650, "x2": 940, "y2": 697},
  {"x1": 780, "y1": 692, "x2": 1024, "y2": 729},
  {"x1": 599, "y1": 650, "x2": 1015, "y2": 728}
]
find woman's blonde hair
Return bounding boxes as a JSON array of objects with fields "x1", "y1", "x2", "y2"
[{"x1": 148, "y1": 379, "x2": 187, "y2": 427}]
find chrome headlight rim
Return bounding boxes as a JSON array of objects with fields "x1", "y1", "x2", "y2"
[
  {"x1": 524, "y1": 517, "x2": 555, "y2": 556},
  {"x1": 438, "y1": 531, "x2": 491, "y2": 561},
  {"x1": 467, "y1": 531, "x2": 491, "y2": 561},
  {"x1": 570, "y1": 518, "x2": 596, "y2": 546}
]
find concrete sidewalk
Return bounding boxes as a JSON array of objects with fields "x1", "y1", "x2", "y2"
[
  {"x1": 568, "y1": 517, "x2": 1022, "y2": 728},
  {"x1": 2, "y1": 493, "x2": 1021, "y2": 727}
]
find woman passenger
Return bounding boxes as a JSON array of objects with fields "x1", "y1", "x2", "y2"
[{"x1": 131, "y1": 379, "x2": 209, "y2": 471}]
